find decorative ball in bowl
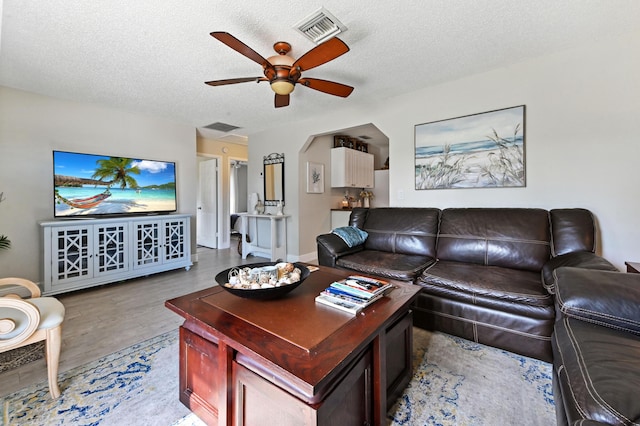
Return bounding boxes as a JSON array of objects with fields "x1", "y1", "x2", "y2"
[{"x1": 214, "y1": 262, "x2": 311, "y2": 300}]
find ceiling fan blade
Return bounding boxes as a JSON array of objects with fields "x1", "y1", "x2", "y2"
[
  {"x1": 205, "y1": 77, "x2": 267, "y2": 86},
  {"x1": 275, "y1": 94, "x2": 290, "y2": 108},
  {"x1": 210, "y1": 32, "x2": 270, "y2": 68},
  {"x1": 298, "y1": 78, "x2": 354, "y2": 98},
  {"x1": 292, "y1": 38, "x2": 349, "y2": 72}
]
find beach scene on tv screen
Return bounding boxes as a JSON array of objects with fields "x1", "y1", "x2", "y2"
[{"x1": 53, "y1": 151, "x2": 177, "y2": 216}]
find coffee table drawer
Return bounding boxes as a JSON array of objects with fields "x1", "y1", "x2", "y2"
[{"x1": 233, "y1": 348, "x2": 373, "y2": 426}]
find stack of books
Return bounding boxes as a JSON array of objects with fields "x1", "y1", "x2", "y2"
[{"x1": 315, "y1": 275, "x2": 394, "y2": 315}]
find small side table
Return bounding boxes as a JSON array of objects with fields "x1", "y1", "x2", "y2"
[
  {"x1": 239, "y1": 213, "x2": 290, "y2": 261},
  {"x1": 625, "y1": 261, "x2": 640, "y2": 273}
]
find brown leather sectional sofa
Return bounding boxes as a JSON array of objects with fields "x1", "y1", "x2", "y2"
[
  {"x1": 316, "y1": 207, "x2": 638, "y2": 425},
  {"x1": 316, "y1": 207, "x2": 616, "y2": 362}
]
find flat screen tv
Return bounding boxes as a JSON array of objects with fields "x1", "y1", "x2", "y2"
[{"x1": 53, "y1": 150, "x2": 177, "y2": 218}]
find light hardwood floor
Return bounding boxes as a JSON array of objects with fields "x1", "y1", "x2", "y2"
[{"x1": 0, "y1": 241, "x2": 259, "y2": 397}]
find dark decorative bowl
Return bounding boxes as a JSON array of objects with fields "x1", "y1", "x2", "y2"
[{"x1": 214, "y1": 262, "x2": 310, "y2": 300}]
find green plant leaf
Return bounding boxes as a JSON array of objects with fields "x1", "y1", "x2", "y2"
[{"x1": 0, "y1": 234, "x2": 11, "y2": 250}]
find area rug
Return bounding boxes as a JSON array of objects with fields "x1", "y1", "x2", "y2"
[
  {"x1": 2, "y1": 331, "x2": 190, "y2": 426},
  {"x1": 387, "y1": 329, "x2": 555, "y2": 425},
  {"x1": 1, "y1": 328, "x2": 555, "y2": 425},
  {"x1": 0, "y1": 342, "x2": 45, "y2": 374}
]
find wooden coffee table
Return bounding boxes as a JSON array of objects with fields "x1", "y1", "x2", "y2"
[{"x1": 165, "y1": 264, "x2": 420, "y2": 426}]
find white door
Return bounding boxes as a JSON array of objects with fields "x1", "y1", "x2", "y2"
[{"x1": 197, "y1": 159, "x2": 218, "y2": 248}]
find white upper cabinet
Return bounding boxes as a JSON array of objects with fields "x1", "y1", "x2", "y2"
[{"x1": 331, "y1": 147, "x2": 374, "y2": 188}]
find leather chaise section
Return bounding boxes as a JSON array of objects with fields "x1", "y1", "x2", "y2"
[
  {"x1": 552, "y1": 267, "x2": 640, "y2": 425},
  {"x1": 553, "y1": 317, "x2": 640, "y2": 425}
]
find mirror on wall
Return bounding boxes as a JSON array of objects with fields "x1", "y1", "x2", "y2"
[{"x1": 263, "y1": 153, "x2": 284, "y2": 206}]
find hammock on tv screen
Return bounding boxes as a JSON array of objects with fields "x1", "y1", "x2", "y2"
[{"x1": 55, "y1": 189, "x2": 111, "y2": 209}]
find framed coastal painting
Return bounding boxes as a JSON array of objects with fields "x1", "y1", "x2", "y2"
[
  {"x1": 306, "y1": 161, "x2": 324, "y2": 193},
  {"x1": 415, "y1": 105, "x2": 526, "y2": 190}
]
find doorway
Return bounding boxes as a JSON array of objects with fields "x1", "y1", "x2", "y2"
[{"x1": 197, "y1": 157, "x2": 219, "y2": 248}]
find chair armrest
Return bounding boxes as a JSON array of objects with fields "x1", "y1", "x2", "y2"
[
  {"x1": 555, "y1": 267, "x2": 640, "y2": 335},
  {"x1": 0, "y1": 297, "x2": 41, "y2": 349},
  {"x1": 316, "y1": 233, "x2": 364, "y2": 267},
  {"x1": 541, "y1": 252, "x2": 617, "y2": 294},
  {"x1": 0, "y1": 277, "x2": 41, "y2": 298}
]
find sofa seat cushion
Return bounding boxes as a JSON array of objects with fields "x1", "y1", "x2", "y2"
[
  {"x1": 553, "y1": 317, "x2": 640, "y2": 425},
  {"x1": 336, "y1": 250, "x2": 435, "y2": 282},
  {"x1": 418, "y1": 260, "x2": 554, "y2": 319}
]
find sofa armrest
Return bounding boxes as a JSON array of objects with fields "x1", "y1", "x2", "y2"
[
  {"x1": 316, "y1": 233, "x2": 364, "y2": 268},
  {"x1": 555, "y1": 267, "x2": 640, "y2": 335},
  {"x1": 542, "y1": 252, "x2": 617, "y2": 294}
]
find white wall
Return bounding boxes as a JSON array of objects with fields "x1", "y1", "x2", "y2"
[
  {"x1": 0, "y1": 87, "x2": 198, "y2": 282},
  {"x1": 249, "y1": 29, "x2": 640, "y2": 270}
]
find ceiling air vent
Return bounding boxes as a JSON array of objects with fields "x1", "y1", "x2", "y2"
[
  {"x1": 294, "y1": 7, "x2": 347, "y2": 45},
  {"x1": 203, "y1": 122, "x2": 241, "y2": 133}
]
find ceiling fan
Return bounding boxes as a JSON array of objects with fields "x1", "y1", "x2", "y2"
[{"x1": 205, "y1": 32, "x2": 354, "y2": 108}]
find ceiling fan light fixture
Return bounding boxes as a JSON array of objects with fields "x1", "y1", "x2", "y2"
[
  {"x1": 270, "y1": 80, "x2": 295, "y2": 95},
  {"x1": 207, "y1": 31, "x2": 352, "y2": 107}
]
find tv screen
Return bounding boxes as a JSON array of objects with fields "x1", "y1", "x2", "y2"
[{"x1": 53, "y1": 150, "x2": 177, "y2": 218}]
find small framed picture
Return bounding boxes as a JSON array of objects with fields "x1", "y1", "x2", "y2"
[{"x1": 306, "y1": 162, "x2": 324, "y2": 193}]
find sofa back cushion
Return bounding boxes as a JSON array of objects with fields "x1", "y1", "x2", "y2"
[
  {"x1": 348, "y1": 208, "x2": 369, "y2": 228},
  {"x1": 358, "y1": 208, "x2": 440, "y2": 257},
  {"x1": 437, "y1": 208, "x2": 551, "y2": 272},
  {"x1": 550, "y1": 209, "x2": 596, "y2": 256}
]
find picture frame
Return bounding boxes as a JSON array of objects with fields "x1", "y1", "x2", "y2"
[
  {"x1": 415, "y1": 105, "x2": 526, "y2": 190},
  {"x1": 306, "y1": 161, "x2": 324, "y2": 193}
]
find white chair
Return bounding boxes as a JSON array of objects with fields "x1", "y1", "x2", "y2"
[{"x1": 0, "y1": 277, "x2": 65, "y2": 398}]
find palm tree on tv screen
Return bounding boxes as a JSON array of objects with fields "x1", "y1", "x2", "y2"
[{"x1": 92, "y1": 157, "x2": 140, "y2": 189}]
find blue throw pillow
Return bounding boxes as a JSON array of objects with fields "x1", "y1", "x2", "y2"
[{"x1": 332, "y1": 226, "x2": 368, "y2": 248}]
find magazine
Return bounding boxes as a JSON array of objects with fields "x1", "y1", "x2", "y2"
[
  {"x1": 314, "y1": 275, "x2": 393, "y2": 315},
  {"x1": 330, "y1": 276, "x2": 393, "y2": 299},
  {"x1": 320, "y1": 288, "x2": 384, "y2": 307},
  {"x1": 315, "y1": 294, "x2": 363, "y2": 315}
]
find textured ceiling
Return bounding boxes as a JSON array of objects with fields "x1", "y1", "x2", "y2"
[{"x1": 1, "y1": 1, "x2": 639, "y2": 143}]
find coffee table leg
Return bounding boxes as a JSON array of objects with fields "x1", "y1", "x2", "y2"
[
  {"x1": 372, "y1": 333, "x2": 386, "y2": 425},
  {"x1": 218, "y1": 341, "x2": 234, "y2": 426}
]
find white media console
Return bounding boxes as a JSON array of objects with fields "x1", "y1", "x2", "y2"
[{"x1": 41, "y1": 214, "x2": 191, "y2": 295}]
